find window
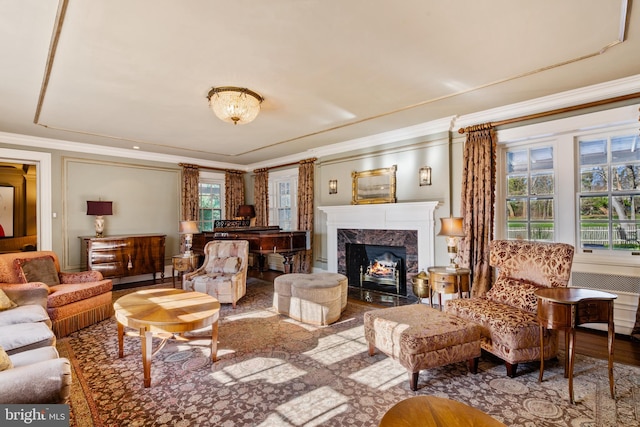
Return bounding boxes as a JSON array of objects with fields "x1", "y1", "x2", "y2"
[
  {"x1": 269, "y1": 170, "x2": 298, "y2": 230},
  {"x1": 198, "y1": 177, "x2": 224, "y2": 232},
  {"x1": 578, "y1": 132, "x2": 640, "y2": 251},
  {"x1": 505, "y1": 146, "x2": 555, "y2": 241}
]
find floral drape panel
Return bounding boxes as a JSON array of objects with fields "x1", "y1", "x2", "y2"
[
  {"x1": 295, "y1": 158, "x2": 316, "y2": 273},
  {"x1": 225, "y1": 170, "x2": 245, "y2": 219},
  {"x1": 253, "y1": 168, "x2": 269, "y2": 227},
  {"x1": 458, "y1": 125, "x2": 496, "y2": 297},
  {"x1": 181, "y1": 164, "x2": 199, "y2": 221}
]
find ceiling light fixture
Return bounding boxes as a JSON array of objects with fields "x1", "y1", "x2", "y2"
[{"x1": 207, "y1": 86, "x2": 264, "y2": 125}]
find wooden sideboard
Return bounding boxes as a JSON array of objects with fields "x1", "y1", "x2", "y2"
[{"x1": 80, "y1": 234, "x2": 166, "y2": 282}]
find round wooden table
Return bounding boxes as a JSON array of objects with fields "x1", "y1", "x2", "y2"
[
  {"x1": 114, "y1": 288, "x2": 220, "y2": 387},
  {"x1": 378, "y1": 395, "x2": 506, "y2": 427}
]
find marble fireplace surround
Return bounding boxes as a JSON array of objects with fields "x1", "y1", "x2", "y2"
[{"x1": 318, "y1": 202, "x2": 439, "y2": 278}]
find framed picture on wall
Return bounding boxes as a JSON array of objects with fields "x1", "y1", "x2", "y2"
[
  {"x1": 0, "y1": 186, "x2": 14, "y2": 237},
  {"x1": 351, "y1": 165, "x2": 397, "y2": 205}
]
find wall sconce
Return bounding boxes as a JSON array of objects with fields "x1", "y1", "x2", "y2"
[
  {"x1": 179, "y1": 220, "x2": 199, "y2": 255},
  {"x1": 86, "y1": 200, "x2": 113, "y2": 238},
  {"x1": 329, "y1": 179, "x2": 338, "y2": 194},
  {"x1": 419, "y1": 167, "x2": 432, "y2": 186}
]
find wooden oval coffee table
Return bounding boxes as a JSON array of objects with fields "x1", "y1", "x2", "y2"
[{"x1": 114, "y1": 288, "x2": 221, "y2": 387}]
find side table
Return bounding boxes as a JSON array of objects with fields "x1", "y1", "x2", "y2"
[
  {"x1": 535, "y1": 287, "x2": 617, "y2": 404},
  {"x1": 172, "y1": 253, "x2": 199, "y2": 288},
  {"x1": 427, "y1": 266, "x2": 471, "y2": 310}
]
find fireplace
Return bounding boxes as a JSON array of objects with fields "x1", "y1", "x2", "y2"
[
  {"x1": 318, "y1": 202, "x2": 439, "y2": 299},
  {"x1": 346, "y1": 243, "x2": 406, "y2": 296}
]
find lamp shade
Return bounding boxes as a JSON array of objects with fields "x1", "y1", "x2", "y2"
[
  {"x1": 437, "y1": 217, "x2": 465, "y2": 237},
  {"x1": 179, "y1": 221, "x2": 199, "y2": 234},
  {"x1": 86, "y1": 201, "x2": 113, "y2": 216},
  {"x1": 236, "y1": 205, "x2": 256, "y2": 218}
]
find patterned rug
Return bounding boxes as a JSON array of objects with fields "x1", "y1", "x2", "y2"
[{"x1": 57, "y1": 278, "x2": 640, "y2": 426}]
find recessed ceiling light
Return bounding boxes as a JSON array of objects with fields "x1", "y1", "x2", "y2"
[{"x1": 133, "y1": 146, "x2": 140, "y2": 150}]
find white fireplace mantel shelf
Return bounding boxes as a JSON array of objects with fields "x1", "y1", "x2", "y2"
[{"x1": 318, "y1": 201, "x2": 440, "y2": 273}]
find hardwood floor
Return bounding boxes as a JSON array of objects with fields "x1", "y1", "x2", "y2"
[{"x1": 131, "y1": 269, "x2": 640, "y2": 368}]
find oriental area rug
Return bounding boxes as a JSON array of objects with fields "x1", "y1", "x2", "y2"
[{"x1": 57, "y1": 278, "x2": 640, "y2": 427}]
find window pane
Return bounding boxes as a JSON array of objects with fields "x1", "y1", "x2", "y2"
[
  {"x1": 614, "y1": 222, "x2": 640, "y2": 250},
  {"x1": 507, "y1": 222, "x2": 528, "y2": 240},
  {"x1": 580, "y1": 223, "x2": 609, "y2": 249},
  {"x1": 612, "y1": 195, "x2": 640, "y2": 219},
  {"x1": 612, "y1": 164, "x2": 640, "y2": 191},
  {"x1": 611, "y1": 135, "x2": 640, "y2": 162},
  {"x1": 530, "y1": 198, "x2": 553, "y2": 220},
  {"x1": 507, "y1": 175, "x2": 527, "y2": 196},
  {"x1": 580, "y1": 166, "x2": 608, "y2": 192},
  {"x1": 530, "y1": 147, "x2": 553, "y2": 171},
  {"x1": 530, "y1": 173, "x2": 553, "y2": 195},
  {"x1": 507, "y1": 198, "x2": 527, "y2": 220},
  {"x1": 579, "y1": 196, "x2": 609, "y2": 220},
  {"x1": 579, "y1": 139, "x2": 607, "y2": 165},
  {"x1": 530, "y1": 223, "x2": 554, "y2": 241},
  {"x1": 507, "y1": 150, "x2": 527, "y2": 173}
]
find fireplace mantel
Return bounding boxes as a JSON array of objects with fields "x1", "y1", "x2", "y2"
[{"x1": 318, "y1": 202, "x2": 439, "y2": 273}]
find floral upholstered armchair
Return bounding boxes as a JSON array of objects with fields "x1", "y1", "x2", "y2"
[
  {"x1": 183, "y1": 240, "x2": 249, "y2": 308},
  {"x1": 444, "y1": 240, "x2": 575, "y2": 377}
]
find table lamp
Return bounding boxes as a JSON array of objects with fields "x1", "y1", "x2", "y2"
[
  {"x1": 437, "y1": 216, "x2": 465, "y2": 271},
  {"x1": 179, "y1": 220, "x2": 199, "y2": 255},
  {"x1": 87, "y1": 201, "x2": 113, "y2": 238}
]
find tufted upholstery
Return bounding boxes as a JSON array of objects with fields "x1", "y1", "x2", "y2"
[
  {"x1": 183, "y1": 240, "x2": 249, "y2": 308},
  {"x1": 0, "y1": 251, "x2": 113, "y2": 337},
  {"x1": 444, "y1": 240, "x2": 575, "y2": 377}
]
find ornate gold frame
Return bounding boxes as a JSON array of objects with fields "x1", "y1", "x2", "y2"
[{"x1": 351, "y1": 165, "x2": 397, "y2": 205}]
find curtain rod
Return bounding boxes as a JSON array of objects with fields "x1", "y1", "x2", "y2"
[
  {"x1": 458, "y1": 91, "x2": 640, "y2": 134},
  {"x1": 178, "y1": 163, "x2": 244, "y2": 173},
  {"x1": 253, "y1": 158, "x2": 317, "y2": 173}
]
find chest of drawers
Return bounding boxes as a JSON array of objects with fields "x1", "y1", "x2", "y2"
[{"x1": 80, "y1": 234, "x2": 166, "y2": 282}]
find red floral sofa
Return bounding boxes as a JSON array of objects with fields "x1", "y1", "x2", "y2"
[
  {"x1": 0, "y1": 251, "x2": 113, "y2": 337},
  {"x1": 444, "y1": 240, "x2": 575, "y2": 377}
]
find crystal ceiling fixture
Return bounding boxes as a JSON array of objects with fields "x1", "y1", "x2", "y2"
[{"x1": 207, "y1": 86, "x2": 264, "y2": 125}]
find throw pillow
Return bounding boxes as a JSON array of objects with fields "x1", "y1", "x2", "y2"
[
  {"x1": 486, "y1": 277, "x2": 542, "y2": 313},
  {"x1": 15, "y1": 256, "x2": 61, "y2": 287},
  {"x1": 206, "y1": 257, "x2": 241, "y2": 274},
  {"x1": 0, "y1": 345, "x2": 12, "y2": 371},
  {"x1": 0, "y1": 289, "x2": 17, "y2": 311}
]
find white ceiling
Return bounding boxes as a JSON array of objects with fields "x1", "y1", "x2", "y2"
[{"x1": 1, "y1": 0, "x2": 639, "y2": 168}]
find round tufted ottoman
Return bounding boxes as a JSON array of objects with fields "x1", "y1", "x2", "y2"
[{"x1": 273, "y1": 273, "x2": 348, "y2": 325}]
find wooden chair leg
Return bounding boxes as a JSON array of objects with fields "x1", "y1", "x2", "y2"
[
  {"x1": 505, "y1": 362, "x2": 517, "y2": 378},
  {"x1": 368, "y1": 343, "x2": 375, "y2": 356},
  {"x1": 409, "y1": 371, "x2": 419, "y2": 391},
  {"x1": 468, "y1": 357, "x2": 479, "y2": 374}
]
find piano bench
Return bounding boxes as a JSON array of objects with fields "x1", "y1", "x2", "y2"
[{"x1": 273, "y1": 273, "x2": 348, "y2": 325}]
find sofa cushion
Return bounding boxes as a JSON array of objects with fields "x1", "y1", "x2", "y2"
[
  {"x1": 0, "y1": 304, "x2": 50, "y2": 326},
  {"x1": 14, "y1": 256, "x2": 60, "y2": 287},
  {"x1": 0, "y1": 345, "x2": 12, "y2": 371},
  {"x1": 485, "y1": 277, "x2": 542, "y2": 313},
  {"x1": 0, "y1": 289, "x2": 17, "y2": 311},
  {"x1": 206, "y1": 257, "x2": 241, "y2": 274},
  {"x1": 0, "y1": 322, "x2": 56, "y2": 355},
  {"x1": 47, "y1": 281, "x2": 113, "y2": 308}
]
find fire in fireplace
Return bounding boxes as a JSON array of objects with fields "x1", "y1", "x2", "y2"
[{"x1": 346, "y1": 243, "x2": 406, "y2": 296}]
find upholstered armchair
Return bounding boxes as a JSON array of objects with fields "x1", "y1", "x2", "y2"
[
  {"x1": 183, "y1": 240, "x2": 249, "y2": 308},
  {"x1": 444, "y1": 240, "x2": 575, "y2": 377},
  {"x1": 0, "y1": 251, "x2": 113, "y2": 337}
]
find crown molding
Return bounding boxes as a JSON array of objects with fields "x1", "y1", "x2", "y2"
[{"x1": 453, "y1": 73, "x2": 640, "y2": 130}]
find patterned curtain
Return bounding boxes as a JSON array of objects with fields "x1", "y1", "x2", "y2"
[
  {"x1": 253, "y1": 168, "x2": 269, "y2": 227},
  {"x1": 225, "y1": 170, "x2": 245, "y2": 219},
  {"x1": 295, "y1": 158, "x2": 316, "y2": 273},
  {"x1": 458, "y1": 125, "x2": 497, "y2": 297},
  {"x1": 181, "y1": 164, "x2": 199, "y2": 221}
]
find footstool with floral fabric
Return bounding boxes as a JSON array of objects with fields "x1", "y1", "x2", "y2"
[{"x1": 364, "y1": 304, "x2": 481, "y2": 390}]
